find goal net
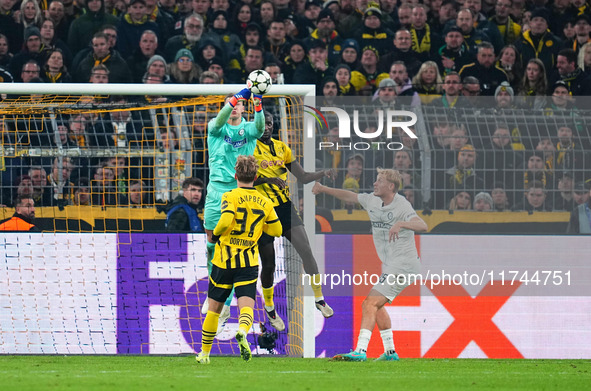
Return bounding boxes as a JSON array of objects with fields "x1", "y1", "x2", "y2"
[{"x1": 0, "y1": 83, "x2": 317, "y2": 357}]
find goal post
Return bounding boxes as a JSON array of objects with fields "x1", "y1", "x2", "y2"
[{"x1": 0, "y1": 83, "x2": 318, "y2": 357}]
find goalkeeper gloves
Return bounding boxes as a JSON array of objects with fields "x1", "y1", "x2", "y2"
[
  {"x1": 253, "y1": 94, "x2": 263, "y2": 112},
  {"x1": 228, "y1": 88, "x2": 251, "y2": 107}
]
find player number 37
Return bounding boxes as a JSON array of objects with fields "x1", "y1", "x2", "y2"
[{"x1": 230, "y1": 208, "x2": 265, "y2": 237}]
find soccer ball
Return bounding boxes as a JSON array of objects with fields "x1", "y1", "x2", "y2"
[{"x1": 246, "y1": 70, "x2": 272, "y2": 95}]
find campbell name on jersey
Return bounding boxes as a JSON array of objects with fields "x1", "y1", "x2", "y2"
[
  {"x1": 357, "y1": 192, "x2": 420, "y2": 275},
  {"x1": 254, "y1": 138, "x2": 295, "y2": 206},
  {"x1": 213, "y1": 187, "x2": 279, "y2": 269}
]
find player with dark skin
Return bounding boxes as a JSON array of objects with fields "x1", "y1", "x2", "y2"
[{"x1": 254, "y1": 112, "x2": 337, "y2": 326}]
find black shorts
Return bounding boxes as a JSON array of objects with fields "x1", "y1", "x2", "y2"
[
  {"x1": 258, "y1": 200, "x2": 303, "y2": 246},
  {"x1": 208, "y1": 264, "x2": 258, "y2": 303}
]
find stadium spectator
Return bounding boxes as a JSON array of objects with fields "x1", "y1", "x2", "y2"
[
  {"x1": 0, "y1": 0, "x2": 23, "y2": 54},
  {"x1": 41, "y1": 49, "x2": 72, "y2": 83},
  {"x1": 432, "y1": 72, "x2": 461, "y2": 107},
  {"x1": 413, "y1": 60, "x2": 443, "y2": 104},
  {"x1": 522, "y1": 151, "x2": 551, "y2": 192},
  {"x1": 127, "y1": 180, "x2": 148, "y2": 207},
  {"x1": 47, "y1": 157, "x2": 76, "y2": 206},
  {"x1": 73, "y1": 178, "x2": 91, "y2": 206},
  {"x1": 494, "y1": 81, "x2": 515, "y2": 110},
  {"x1": 351, "y1": 46, "x2": 389, "y2": 95},
  {"x1": 409, "y1": 4, "x2": 442, "y2": 59},
  {"x1": 491, "y1": 182, "x2": 511, "y2": 211},
  {"x1": 9, "y1": 27, "x2": 43, "y2": 81},
  {"x1": 573, "y1": 181, "x2": 591, "y2": 207},
  {"x1": 490, "y1": 0, "x2": 522, "y2": 46},
  {"x1": 76, "y1": 32, "x2": 132, "y2": 83},
  {"x1": 143, "y1": 0, "x2": 175, "y2": 44},
  {"x1": 459, "y1": 42, "x2": 508, "y2": 96},
  {"x1": 567, "y1": 182, "x2": 591, "y2": 234},
  {"x1": 18, "y1": 0, "x2": 43, "y2": 30},
  {"x1": 373, "y1": 78, "x2": 396, "y2": 107},
  {"x1": 304, "y1": 9, "x2": 341, "y2": 66},
  {"x1": 454, "y1": 8, "x2": 490, "y2": 55},
  {"x1": 515, "y1": 8, "x2": 562, "y2": 74},
  {"x1": 260, "y1": 0, "x2": 277, "y2": 29},
  {"x1": 282, "y1": 40, "x2": 307, "y2": 83},
  {"x1": 28, "y1": 166, "x2": 51, "y2": 207},
  {"x1": 89, "y1": 64, "x2": 110, "y2": 84},
  {"x1": 0, "y1": 34, "x2": 12, "y2": 68},
  {"x1": 206, "y1": 57, "x2": 225, "y2": 83},
  {"x1": 449, "y1": 190, "x2": 473, "y2": 210},
  {"x1": 19, "y1": 60, "x2": 40, "y2": 83},
  {"x1": 164, "y1": 13, "x2": 208, "y2": 63},
  {"x1": 163, "y1": 177, "x2": 204, "y2": 232},
  {"x1": 337, "y1": 38, "x2": 360, "y2": 70},
  {"x1": 437, "y1": 144, "x2": 484, "y2": 209},
  {"x1": 565, "y1": 15, "x2": 591, "y2": 55},
  {"x1": 550, "y1": 48, "x2": 591, "y2": 99},
  {"x1": 143, "y1": 55, "x2": 169, "y2": 83},
  {"x1": 395, "y1": 3, "x2": 413, "y2": 31},
  {"x1": 473, "y1": 191, "x2": 493, "y2": 211},
  {"x1": 227, "y1": 46, "x2": 265, "y2": 83},
  {"x1": 0, "y1": 195, "x2": 40, "y2": 231},
  {"x1": 355, "y1": 4, "x2": 394, "y2": 58},
  {"x1": 512, "y1": 180, "x2": 551, "y2": 212},
  {"x1": 293, "y1": 39, "x2": 334, "y2": 95},
  {"x1": 378, "y1": 29, "x2": 422, "y2": 77},
  {"x1": 459, "y1": 75, "x2": 481, "y2": 108},
  {"x1": 553, "y1": 172, "x2": 576, "y2": 211},
  {"x1": 47, "y1": 0, "x2": 70, "y2": 43},
  {"x1": 196, "y1": 38, "x2": 224, "y2": 70},
  {"x1": 434, "y1": 26, "x2": 474, "y2": 77},
  {"x1": 39, "y1": 19, "x2": 72, "y2": 68},
  {"x1": 554, "y1": 125, "x2": 586, "y2": 176},
  {"x1": 388, "y1": 61, "x2": 420, "y2": 106},
  {"x1": 11, "y1": 175, "x2": 34, "y2": 207},
  {"x1": 334, "y1": 63, "x2": 356, "y2": 95},
  {"x1": 209, "y1": 10, "x2": 242, "y2": 57},
  {"x1": 483, "y1": 124, "x2": 522, "y2": 189},
  {"x1": 67, "y1": 0, "x2": 119, "y2": 55},
  {"x1": 496, "y1": 45, "x2": 521, "y2": 89},
  {"x1": 464, "y1": 0, "x2": 504, "y2": 53},
  {"x1": 169, "y1": 48, "x2": 202, "y2": 84},
  {"x1": 517, "y1": 59, "x2": 547, "y2": 110},
  {"x1": 230, "y1": 3, "x2": 255, "y2": 38},
  {"x1": 92, "y1": 163, "x2": 120, "y2": 206},
  {"x1": 199, "y1": 70, "x2": 220, "y2": 84},
  {"x1": 126, "y1": 30, "x2": 162, "y2": 83},
  {"x1": 116, "y1": 0, "x2": 160, "y2": 59}
]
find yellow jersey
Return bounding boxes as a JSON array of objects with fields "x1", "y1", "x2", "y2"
[
  {"x1": 212, "y1": 187, "x2": 281, "y2": 269},
  {"x1": 254, "y1": 138, "x2": 295, "y2": 206}
]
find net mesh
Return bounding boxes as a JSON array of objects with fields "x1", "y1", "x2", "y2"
[{"x1": 0, "y1": 93, "x2": 307, "y2": 356}]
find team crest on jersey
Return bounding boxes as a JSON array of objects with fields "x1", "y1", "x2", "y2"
[
  {"x1": 238, "y1": 129, "x2": 245, "y2": 136},
  {"x1": 387, "y1": 212, "x2": 394, "y2": 220}
]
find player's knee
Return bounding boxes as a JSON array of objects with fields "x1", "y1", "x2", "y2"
[{"x1": 361, "y1": 297, "x2": 379, "y2": 314}]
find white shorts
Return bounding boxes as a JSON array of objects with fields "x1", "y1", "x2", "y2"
[{"x1": 372, "y1": 271, "x2": 415, "y2": 303}]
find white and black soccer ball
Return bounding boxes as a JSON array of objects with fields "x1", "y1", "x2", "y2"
[{"x1": 246, "y1": 69, "x2": 272, "y2": 95}]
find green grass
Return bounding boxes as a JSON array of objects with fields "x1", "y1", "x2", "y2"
[{"x1": 1, "y1": 356, "x2": 590, "y2": 391}]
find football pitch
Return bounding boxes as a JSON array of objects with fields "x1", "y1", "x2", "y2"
[{"x1": 1, "y1": 356, "x2": 590, "y2": 391}]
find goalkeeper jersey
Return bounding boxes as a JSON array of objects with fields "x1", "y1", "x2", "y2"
[
  {"x1": 212, "y1": 187, "x2": 281, "y2": 269},
  {"x1": 207, "y1": 105, "x2": 264, "y2": 186},
  {"x1": 254, "y1": 138, "x2": 295, "y2": 206}
]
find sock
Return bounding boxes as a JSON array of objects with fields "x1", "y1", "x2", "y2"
[
  {"x1": 310, "y1": 274, "x2": 323, "y2": 300},
  {"x1": 206, "y1": 241, "x2": 216, "y2": 275},
  {"x1": 262, "y1": 286, "x2": 274, "y2": 309},
  {"x1": 380, "y1": 329, "x2": 396, "y2": 354},
  {"x1": 238, "y1": 307, "x2": 254, "y2": 334},
  {"x1": 355, "y1": 329, "x2": 372, "y2": 353},
  {"x1": 201, "y1": 310, "x2": 220, "y2": 354}
]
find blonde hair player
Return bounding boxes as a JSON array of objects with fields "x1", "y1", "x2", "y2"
[{"x1": 312, "y1": 168, "x2": 427, "y2": 361}]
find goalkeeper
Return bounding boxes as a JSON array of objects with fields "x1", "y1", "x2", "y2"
[
  {"x1": 203, "y1": 87, "x2": 265, "y2": 332},
  {"x1": 254, "y1": 112, "x2": 336, "y2": 331},
  {"x1": 196, "y1": 155, "x2": 282, "y2": 364}
]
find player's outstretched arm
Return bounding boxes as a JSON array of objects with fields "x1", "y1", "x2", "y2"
[
  {"x1": 288, "y1": 161, "x2": 337, "y2": 184},
  {"x1": 209, "y1": 88, "x2": 252, "y2": 136},
  {"x1": 312, "y1": 182, "x2": 358, "y2": 204}
]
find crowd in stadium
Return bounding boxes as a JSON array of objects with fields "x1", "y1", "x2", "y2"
[{"x1": 0, "y1": 0, "x2": 590, "y2": 221}]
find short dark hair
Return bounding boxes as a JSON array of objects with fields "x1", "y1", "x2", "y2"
[
  {"x1": 15, "y1": 194, "x2": 34, "y2": 206},
  {"x1": 182, "y1": 177, "x2": 204, "y2": 189},
  {"x1": 558, "y1": 48, "x2": 577, "y2": 64}
]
